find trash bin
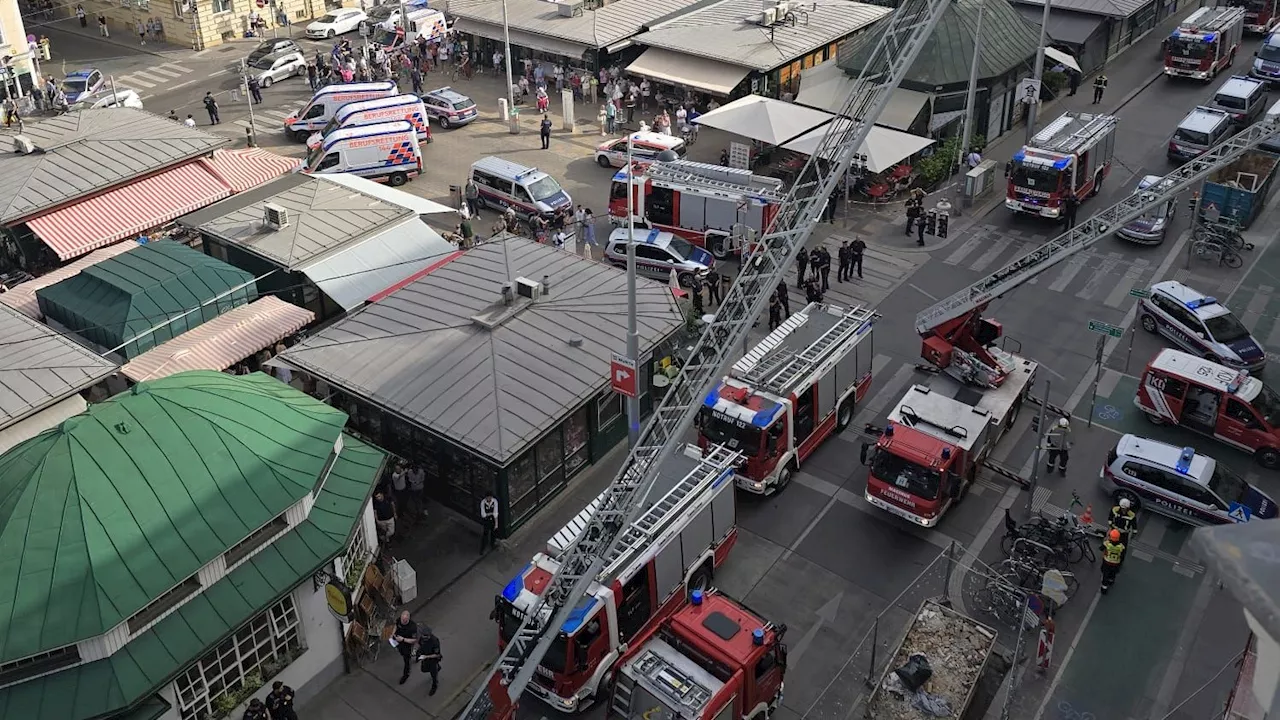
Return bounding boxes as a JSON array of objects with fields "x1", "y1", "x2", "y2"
[{"x1": 394, "y1": 559, "x2": 417, "y2": 604}]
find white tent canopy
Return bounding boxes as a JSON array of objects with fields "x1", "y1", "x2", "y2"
[
  {"x1": 693, "y1": 95, "x2": 835, "y2": 146},
  {"x1": 781, "y1": 123, "x2": 935, "y2": 173},
  {"x1": 1044, "y1": 47, "x2": 1082, "y2": 74}
]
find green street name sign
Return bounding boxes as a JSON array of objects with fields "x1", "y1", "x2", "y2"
[
  {"x1": 1088, "y1": 319, "x2": 1124, "y2": 338},
  {"x1": 1129, "y1": 288, "x2": 1151, "y2": 298}
]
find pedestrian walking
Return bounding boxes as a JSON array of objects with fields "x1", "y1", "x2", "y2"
[
  {"x1": 836, "y1": 241, "x2": 850, "y2": 282},
  {"x1": 203, "y1": 92, "x2": 220, "y2": 124},
  {"x1": 625, "y1": 92, "x2": 636, "y2": 125},
  {"x1": 768, "y1": 292, "x2": 782, "y2": 330},
  {"x1": 582, "y1": 208, "x2": 598, "y2": 256},
  {"x1": 97, "y1": 13, "x2": 108, "y2": 36},
  {"x1": 408, "y1": 464, "x2": 426, "y2": 518},
  {"x1": 1092, "y1": 74, "x2": 1107, "y2": 104},
  {"x1": 416, "y1": 626, "x2": 443, "y2": 696},
  {"x1": 76, "y1": 4, "x2": 86, "y2": 27},
  {"x1": 816, "y1": 247, "x2": 831, "y2": 291},
  {"x1": 706, "y1": 267, "x2": 722, "y2": 307},
  {"x1": 795, "y1": 251, "x2": 808, "y2": 288},
  {"x1": 306, "y1": 62, "x2": 318, "y2": 91},
  {"x1": 480, "y1": 491, "x2": 499, "y2": 554},
  {"x1": 265, "y1": 681, "x2": 298, "y2": 720},
  {"x1": 247, "y1": 75, "x2": 262, "y2": 104},
  {"x1": 242, "y1": 698, "x2": 269, "y2": 720},
  {"x1": 1063, "y1": 194, "x2": 1080, "y2": 229},
  {"x1": 410, "y1": 65, "x2": 423, "y2": 94},
  {"x1": 640, "y1": 79, "x2": 651, "y2": 110},
  {"x1": 2, "y1": 98, "x2": 18, "y2": 129},
  {"x1": 137, "y1": 20, "x2": 147, "y2": 44},
  {"x1": 849, "y1": 235, "x2": 865, "y2": 279},
  {"x1": 1044, "y1": 417, "x2": 1071, "y2": 476},
  {"x1": 373, "y1": 489, "x2": 396, "y2": 541},
  {"x1": 775, "y1": 280, "x2": 790, "y2": 317},
  {"x1": 392, "y1": 611, "x2": 420, "y2": 684},
  {"x1": 540, "y1": 114, "x2": 552, "y2": 149}
]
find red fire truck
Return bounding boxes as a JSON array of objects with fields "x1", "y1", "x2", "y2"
[
  {"x1": 698, "y1": 303, "x2": 878, "y2": 494},
  {"x1": 1165, "y1": 6, "x2": 1247, "y2": 80},
  {"x1": 609, "y1": 160, "x2": 785, "y2": 259},
  {"x1": 1006, "y1": 111, "x2": 1118, "y2": 220},
  {"x1": 494, "y1": 445, "x2": 741, "y2": 712},
  {"x1": 862, "y1": 369, "x2": 1036, "y2": 526},
  {"x1": 1242, "y1": 0, "x2": 1279, "y2": 33},
  {"x1": 608, "y1": 589, "x2": 787, "y2": 720}
]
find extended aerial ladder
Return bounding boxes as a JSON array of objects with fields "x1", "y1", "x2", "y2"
[
  {"x1": 643, "y1": 160, "x2": 789, "y2": 204},
  {"x1": 733, "y1": 304, "x2": 879, "y2": 396},
  {"x1": 456, "y1": 0, "x2": 954, "y2": 718},
  {"x1": 916, "y1": 115, "x2": 1280, "y2": 388}
]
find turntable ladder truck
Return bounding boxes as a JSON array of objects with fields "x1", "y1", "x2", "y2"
[
  {"x1": 916, "y1": 115, "x2": 1280, "y2": 391},
  {"x1": 455, "y1": 0, "x2": 956, "y2": 717}
]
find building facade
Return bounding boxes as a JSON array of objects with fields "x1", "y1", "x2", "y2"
[
  {"x1": 0, "y1": 0, "x2": 38, "y2": 99},
  {"x1": 72, "y1": 0, "x2": 343, "y2": 50}
]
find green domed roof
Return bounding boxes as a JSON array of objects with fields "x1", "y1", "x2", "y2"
[{"x1": 0, "y1": 370, "x2": 349, "y2": 663}]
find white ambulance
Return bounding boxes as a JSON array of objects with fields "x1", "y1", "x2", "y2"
[
  {"x1": 284, "y1": 81, "x2": 398, "y2": 142},
  {"x1": 303, "y1": 120, "x2": 422, "y2": 186},
  {"x1": 306, "y1": 94, "x2": 433, "y2": 150}
]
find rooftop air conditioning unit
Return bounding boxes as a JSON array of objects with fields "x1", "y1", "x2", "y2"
[
  {"x1": 12, "y1": 136, "x2": 34, "y2": 155},
  {"x1": 760, "y1": 7, "x2": 777, "y2": 24},
  {"x1": 774, "y1": 1, "x2": 790, "y2": 17},
  {"x1": 514, "y1": 276, "x2": 542, "y2": 301},
  {"x1": 263, "y1": 202, "x2": 289, "y2": 230},
  {"x1": 558, "y1": 1, "x2": 583, "y2": 17}
]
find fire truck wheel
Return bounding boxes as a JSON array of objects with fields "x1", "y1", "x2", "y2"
[
  {"x1": 774, "y1": 465, "x2": 794, "y2": 493},
  {"x1": 1140, "y1": 314, "x2": 1157, "y2": 333},
  {"x1": 1257, "y1": 447, "x2": 1280, "y2": 470},
  {"x1": 687, "y1": 564, "x2": 713, "y2": 596},
  {"x1": 1089, "y1": 171, "x2": 1103, "y2": 198},
  {"x1": 1143, "y1": 411, "x2": 1168, "y2": 426},
  {"x1": 836, "y1": 399, "x2": 854, "y2": 432},
  {"x1": 709, "y1": 237, "x2": 731, "y2": 260}
]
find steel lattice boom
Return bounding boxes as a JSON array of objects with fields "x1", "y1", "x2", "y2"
[
  {"x1": 915, "y1": 116, "x2": 1280, "y2": 337},
  {"x1": 455, "y1": 0, "x2": 954, "y2": 718}
]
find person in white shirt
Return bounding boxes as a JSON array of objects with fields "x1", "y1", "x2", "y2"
[
  {"x1": 492, "y1": 51, "x2": 503, "y2": 76},
  {"x1": 479, "y1": 492, "x2": 499, "y2": 554},
  {"x1": 639, "y1": 79, "x2": 651, "y2": 110},
  {"x1": 183, "y1": 114, "x2": 196, "y2": 127},
  {"x1": 675, "y1": 105, "x2": 688, "y2": 133},
  {"x1": 966, "y1": 148, "x2": 982, "y2": 169}
]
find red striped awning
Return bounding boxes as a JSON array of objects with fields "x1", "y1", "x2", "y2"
[
  {"x1": 120, "y1": 296, "x2": 315, "y2": 382},
  {"x1": 27, "y1": 163, "x2": 232, "y2": 261},
  {"x1": 198, "y1": 148, "x2": 299, "y2": 193},
  {"x1": 0, "y1": 241, "x2": 138, "y2": 319}
]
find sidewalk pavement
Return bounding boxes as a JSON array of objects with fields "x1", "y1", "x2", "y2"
[{"x1": 300, "y1": 443, "x2": 630, "y2": 720}]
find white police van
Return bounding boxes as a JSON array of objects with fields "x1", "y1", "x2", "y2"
[
  {"x1": 1100, "y1": 435, "x2": 1276, "y2": 526},
  {"x1": 1138, "y1": 280, "x2": 1266, "y2": 371},
  {"x1": 603, "y1": 228, "x2": 713, "y2": 287}
]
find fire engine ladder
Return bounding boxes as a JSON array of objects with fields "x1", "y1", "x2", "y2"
[
  {"x1": 646, "y1": 163, "x2": 788, "y2": 203},
  {"x1": 738, "y1": 305, "x2": 879, "y2": 395},
  {"x1": 1037, "y1": 114, "x2": 1116, "y2": 155},
  {"x1": 600, "y1": 445, "x2": 740, "y2": 575},
  {"x1": 1198, "y1": 6, "x2": 1244, "y2": 31},
  {"x1": 458, "y1": 0, "x2": 952, "y2": 715},
  {"x1": 914, "y1": 116, "x2": 1280, "y2": 341}
]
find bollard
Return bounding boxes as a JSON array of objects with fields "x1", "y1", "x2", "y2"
[{"x1": 245, "y1": 127, "x2": 256, "y2": 148}]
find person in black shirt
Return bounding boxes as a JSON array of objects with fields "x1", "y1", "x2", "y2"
[
  {"x1": 243, "y1": 698, "x2": 268, "y2": 720},
  {"x1": 775, "y1": 281, "x2": 790, "y2": 318},
  {"x1": 795, "y1": 252, "x2": 808, "y2": 288},
  {"x1": 767, "y1": 293, "x2": 782, "y2": 331},
  {"x1": 816, "y1": 247, "x2": 831, "y2": 291},
  {"x1": 265, "y1": 681, "x2": 297, "y2": 720},
  {"x1": 705, "y1": 268, "x2": 721, "y2": 307},
  {"x1": 689, "y1": 272, "x2": 704, "y2": 315},
  {"x1": 804, "y1": 279, "x2": 823, "y2": 304},
  {"x1": 373, "y1": 490, "x2": 396, "y2": 542},
  {"x1": 849, "y1": 236, "x2": 866, "y2": 279},
  {"x1": 417, "y1": 626, "x2": 444, "y2": 696},
  {"x1": 837, "y1": 241, "x2": 850, "y2": 283},
  {"x1": 393, "y1": 611, "x2": 420, "y2": 684}
]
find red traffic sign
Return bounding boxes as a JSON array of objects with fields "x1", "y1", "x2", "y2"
[
  {"x1": 256, "y1": 0, "x2": 265, "y2": 7},
  {"x1": 610, "y1": 353, "x2": 638, "y2": 398}
]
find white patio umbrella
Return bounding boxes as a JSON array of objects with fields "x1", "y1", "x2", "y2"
[
  {"x1": 1044, "y1": 47, "x2": 1082, "y2": 74},
  {"x1": 693, "y1": 94, "x2": 836, "y2": 146},
  {"x1": 781, "y1": 123, "x2": 936, "y2": 173}
]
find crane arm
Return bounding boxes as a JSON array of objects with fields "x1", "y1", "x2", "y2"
[
  {"x1": 914, "y1": 116, "x2": 1280, "y2": 337},
  {"x1": 455, "y1": 0, "x2": 954, "y2": 718}
]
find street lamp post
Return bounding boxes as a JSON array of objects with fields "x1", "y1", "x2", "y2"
[
  {"x1": 1024, "y1": 0, "x2": 1054, "y2": 143},
  {"x1": 502, "y1": 0, "x2": 517, "y2": 133},
  {"x1": 958, "y1": 0, "x2": 986, "y2": 172}
]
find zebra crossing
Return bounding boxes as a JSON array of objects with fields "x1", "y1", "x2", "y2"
[{"x1": 114, "y1": 62, "x2": 194, "y2": 90}]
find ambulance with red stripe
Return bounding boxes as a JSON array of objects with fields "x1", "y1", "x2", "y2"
[
  {"x1": 494, "y1": 444, "x2": 740, "y2": 713},
  {"x1": 302, "y1": 120, "x2": 421, "y2": 186},
  {"x1": 1135, "y1": 348, "x2": 1280, "y2": 468},
  {"x1": 284, "y1": 81, "x2": 398, "y2": 142},
  {"x1": 469, "y1": 156, "x2": 572, "y2": 223},
  {"x1": 305, "y1": 94, "x2": 432, "y2": 151}
]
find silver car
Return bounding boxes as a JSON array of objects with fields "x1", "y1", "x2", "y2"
[
  {"x1": 248, "y1": 51, "x2": 306, "y2": 88},
  {"x1": 1117, "y1": 175, "x2": 1177, "y2": 244}
]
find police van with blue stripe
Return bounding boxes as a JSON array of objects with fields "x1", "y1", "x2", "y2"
[
  {"x1": 1100, "y1": 434, "x2": 1276, "y2": 526},
  {"x1": 604, "y1": 228, "x2": 713, "y2": 287},
  {"x1": 1139, "y1": 280, "x2": 1266, "y2": 371}
]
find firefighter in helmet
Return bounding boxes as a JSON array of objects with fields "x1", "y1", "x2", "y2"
[
  {"x1": 1100, "y1": 528, "x2": 1125, "y2": 593},
  {"x1": 1108, "y1": 497, "x2": 1137, "y2": 553}
]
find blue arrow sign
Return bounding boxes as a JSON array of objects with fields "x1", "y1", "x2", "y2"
[{"x1": 1228, "y1": 502, "x2": 1252, "y2": 524}]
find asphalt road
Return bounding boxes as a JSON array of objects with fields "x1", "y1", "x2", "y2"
[{"x1": 49, "y1": 27, "x2": 1276, "y2": 720}]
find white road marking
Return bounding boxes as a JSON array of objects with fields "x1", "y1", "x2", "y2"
[
  {"x1": 158, "y1": 62, "x2": 194, "y2": 74},
  {"x1": 967, "y1": 235, "x2": 1013, "y2": 274},
  {"x1": 792, "y1": 471, "x2": 958, "y2": 552},
  {"x1": 908, "y1": 283, "x2": 937, "y2": 301},
  {"x1": 1047, "y1": 256, "x2": 1087, "y2": 293},
  {"x1": 117, "y1": 74, "x2": 156, "y2": 88}
]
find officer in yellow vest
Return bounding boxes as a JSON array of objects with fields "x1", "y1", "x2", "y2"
[
  {"x1": 1109, "y1": 498, "x2": 1137, "y2": 552},
  {"x1": 1100, "y1": 528, "x2": 1125, "y2": 594}
]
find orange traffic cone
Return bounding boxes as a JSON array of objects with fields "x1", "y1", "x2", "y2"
[{"x1": 1079, "y1": 504, "x2": 1094, "y2": 525}]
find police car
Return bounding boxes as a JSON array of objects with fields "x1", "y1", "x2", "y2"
[
  {"x1": 420, "y1": 87, "x2": 477, "y2": 128},
  {"x1": 1100, "y1": 434, "x2": 1277, "y2": 526},
  {"x1": 603, "y1": 228, "x2": 713, "y2": 287},
  {"x1": 61, "y1": 69, "x2": 104, "y2": 103},
  {"x1": 1139, "y1": 280, "x2": 1266, "y2": 371}
]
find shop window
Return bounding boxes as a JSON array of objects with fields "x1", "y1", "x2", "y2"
[
  {"x1": 536, "y1": 429, "x2": 565, "y2": 491},
  {"x1": 508, "y1": 453, "x2": 538, "y2": 523},
  {"x1": 385, "y1": 415, "x2": 413, "y2": 457},
  {"x1": 212, "y1": 0, "x2": 231, "y2": 12},
  {"x1": 175, "y1": 596, "x2": 302, "y2": 720},
  {"x1": 598, "y1": 392, "x2": 623, "y2": 431},
  {"x1": 444, "y1": 444, "x2": 476, "y2": 511},
  {"x1": 565, "y1": 407, "x2": 589, "y2": 477}
]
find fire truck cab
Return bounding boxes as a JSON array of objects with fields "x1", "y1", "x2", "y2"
[
  {"x1": 1136, "y1": 349, "x2": 1280, "y2": 468},
  {"x1": 1241, "y1": 0, "x2": 1280, "y2": 33},
  {"x1": 697, "y1": 303, "x2": 878, "y2": 494},
  {"x1": 1165, "y1": 6, "x2": 1247, "y2": 80},
  {"x1": 1006, "y1": 112, "x2": 1118, "y2": 219},
  {"x1": 609, "y1": 160, "x2": 784, "y2": 259},
  {"x1": 495, "y1": 445, "x2": 740, "y2": 712},
  {"x1": 609, "y1": 589, "x2": 786, "y2": 720}
]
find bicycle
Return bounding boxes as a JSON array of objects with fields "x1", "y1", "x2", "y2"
[
  {"x1": 1191, "y1": 238, "x2": 1244, "y2": 268},
  {"x1": 1193, "y1": 223, "x2": 1251, "y2": 251},
  {"x1": 995, "y1": 556, "x2": 1080, "y2": 601},
  {"x1": 973, "y1": 574, "x2": 1031, "y2": 627}
]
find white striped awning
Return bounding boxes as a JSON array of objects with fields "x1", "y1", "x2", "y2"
[
  {"x1": 199, "y1": 148, "x2": 299, "y2": 193},
  {"x1": 27, "y1": 163, "x2": 232, "y2": 261},
  {"x1": 120, "y1": 296, "x2": 315, "y2": 382},
  {"x1": 0, "y1": 241, "x2": 138, "y2": 318}
]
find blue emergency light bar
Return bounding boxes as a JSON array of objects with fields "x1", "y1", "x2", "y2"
[
  {"x1": 1053, "y1": 157, "x2": 1071, "y2": 170},
  {"x1": 1012, "y1": 151, "x2": 1026, "y2": 162},
  {"x1": 751, "y1": 404, "x2": 783, "y2": 428},
  {"x1": 1176, "y1": 447, "x2": 1196, "y2": 474},
  {"x1": 644, "y1": 228, "x2": 661, "y2": 244},
  {"x1": 1186, "y1": 296, "x2": 1218, "y2": 310},
  {"x1": 703, "y1": 383, "x2": 723, "y2": 408}
]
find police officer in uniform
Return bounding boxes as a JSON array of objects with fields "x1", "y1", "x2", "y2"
[
  {"x1": 705, "y1": 268, "x2": 722, "y2": 307},
  {"x1": 796, "y1": 251, "x2": 808, "y2": 288},
  {"x1": 266, "y1": 681, "x2": 298, "y2": 720},
  {"x1": 1108, "y1": 498, "x2": 1137, "y2": 557},
  {"x1": 1100, "y1": 528, "x2": 1125, "y2": 593},
  {"x1": 242, "y1": 699, "x2": 269, "y2": 720},
  {"x1": 689, "y1": 271, "x2": 705, "y2": 316},
  {"x1": 837, "y1": 240, "x2": 851, "y2": 283}
]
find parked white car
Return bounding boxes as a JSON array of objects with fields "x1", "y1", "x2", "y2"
[
  {"x1": 249, "y1": 51, "x2": 306, "y2": 87},
  {"x1": 306, "y1": 8, "x2": 367, "y2": 38},
  {"x1": 69, "y1": 87, "x2": 144, "y2": 111}
]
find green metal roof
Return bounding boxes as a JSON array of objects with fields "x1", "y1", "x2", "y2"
[
  {"x1": 0, "y1": 370, "x2": 353, "y2": 665},
  {"x1": 838, "y1": 0, "x2": 1040, "y2": 88},
  {"x1": 35, "y1": 241, "x2": 258, "y2": 360},
  {"x1": 0, "y1": 432, "x2": 385, "y2": 720}
]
